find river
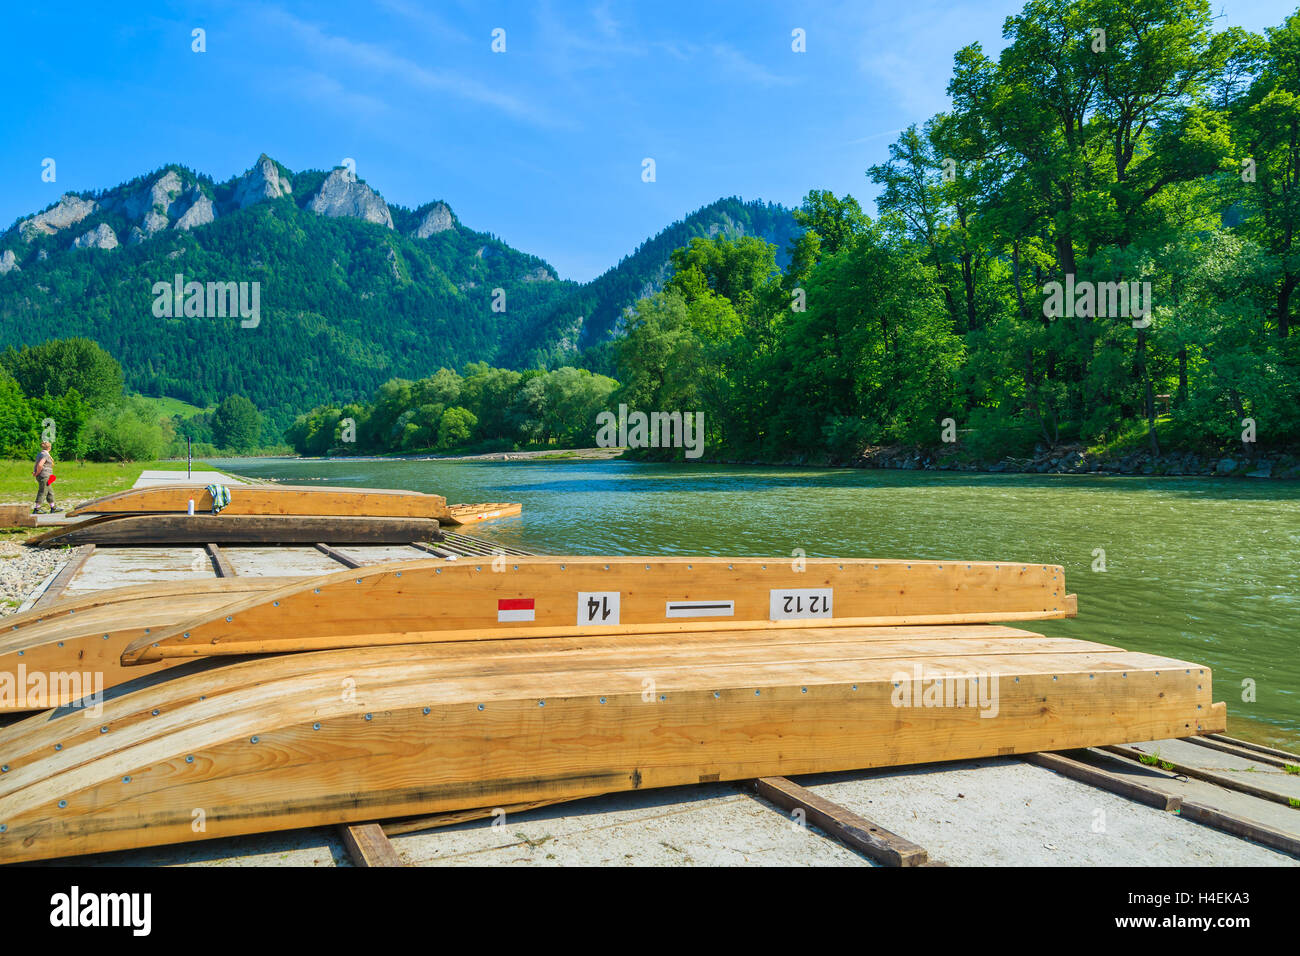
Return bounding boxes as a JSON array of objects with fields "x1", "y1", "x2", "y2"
[{"x1": 213, "y1": 457, "x2": 1300, "y2": 749}]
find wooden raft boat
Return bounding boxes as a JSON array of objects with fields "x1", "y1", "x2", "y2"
[
  {"x1": 0, "y1": 619, "x2": 1224, "y2": 864},
  {"x1": 69, "y1": 484, "x2": 448, "y2": 519},
  {"x1": 31, "y1": 514, "x2": 443, "y2": 547},
  {"x1": 119, "y1": 557, "x2": 1077, "y2": 662},
  {"x1": 0, "y1": 579, "x2": 294, "y2": 712},
  {"x1": 68, "y1": 484, "x2": 519, "y2": 527}
]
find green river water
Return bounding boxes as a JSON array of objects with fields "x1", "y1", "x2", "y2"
[{"x1": 214, "y1": 457, "x2": 1300, "y2": 749}]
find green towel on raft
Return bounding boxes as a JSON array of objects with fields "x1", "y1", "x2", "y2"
[{"x1": 206, "y1": 483, "x2": 232, "y2": 514}]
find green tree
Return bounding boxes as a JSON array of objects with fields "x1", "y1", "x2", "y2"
[
  {"x1": 211, "y1": 395, "x2": 263, "y2": 452},
  {"x1": 1, "y1": 338, "x2": 124, "y2": 407}
]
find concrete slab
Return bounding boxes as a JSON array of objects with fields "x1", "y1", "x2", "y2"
[
  {"x1": 28, "y1": 827, "x2": 344, "y2": 868},
  {"x1": 388, "y1": 784, "x2": 873, "y2": 867},
  {"x1": 1070, "y1": 749, "x2": 1300, "y2": 836},
  {"x1": 223, "y1": 547, "x2": 343, "y2": 577},
  {"x1": 1125, "y1": 738, "x2": 1300, "y2": 801},
  {"x1": 798, "y1": 757, "x2": 1299, "y2": 867},
  {"x1": 332, "y1": 545, "x2": 432, "y2": 565},
  {"x1": 63, "y1": 547, "x2": 213, "y2": 595}
]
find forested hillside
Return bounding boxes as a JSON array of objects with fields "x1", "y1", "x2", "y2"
[{"x1": 612, "y1": 1, "x2": 1300, "y2": 466}]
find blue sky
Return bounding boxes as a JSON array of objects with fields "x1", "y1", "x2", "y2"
[{"x1": 1, "y1": 0, "x2": 1295, "y2": 281}]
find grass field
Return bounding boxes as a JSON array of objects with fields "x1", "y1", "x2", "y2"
[
  {"x1": 0, "y1": 459, "x2": 210, "y2": 505},
  {"x1": 132, "y1": 394, "x2": 210, "y2": 419}
]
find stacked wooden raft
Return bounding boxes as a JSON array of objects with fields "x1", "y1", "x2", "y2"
[
  {"x1": 0, "y1": 557, "x2": 1224, "y2": 864},
  {"x1": 33, "y1": 484, "x2": 521, "y2": 547}
]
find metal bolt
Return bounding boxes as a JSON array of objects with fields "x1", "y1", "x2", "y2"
[
  {"x1": 54, "y1": 744, "x2": 61, "y2": 751},
  {"x1": 365, "y1": 713, "x2": 372, "y2": 721},
  {"x1": 225, "y1": 616, "x2": 232, "y2": 623},
  {"x1": 538, "y1": 700, "x2": 546, "y2": 706},
  {"x1": 313, "y1": 723, "x2": 321, "y2": 731},
  {"x1": 58, "y1": 801, "x2": 67, "y2": 809},
  {"x1": 250, "y1": 736, "x2": 259, "y2": 744},
  {"x1": 122, "y1": 776, "x2": 131, "y2": 784},
  {"x1": 186, "y1": 755, "x2": 194, "y2": 763}
]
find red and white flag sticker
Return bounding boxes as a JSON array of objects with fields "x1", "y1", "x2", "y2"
[{"x1": 498, "y1": 598, "x2": 535, "y2": 622}]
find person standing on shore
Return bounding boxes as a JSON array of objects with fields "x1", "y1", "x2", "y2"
[{"x1": 32, "y1": 440, "x2": 59, "y2": 514}]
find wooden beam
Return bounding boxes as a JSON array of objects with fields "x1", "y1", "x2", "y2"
[
  {"x1": 1034, "y1": 751, "x2": 1300, "y2": 858},
  {"x1": 1186, "y1": 736, "x2": 1295, "y2": 769},
  {"x1": 1178, "y1": 801, "x2": 1300, "y2": 859},
  {"x1": 313, "y1": 543, "x2": 363, "y2": 569},
  {"x1": 1200, "y1": 734, "x2": 1300, "y2": 764},
  {"x1": 1102, "y1": 744, "x2": 1300, "y2": 807},
  {"x1": 1025, "y1": 752, "x2": 1182, "y2": 811},
  {"x1": 206, "y1": 543, "x2": 236, "y2": 578},
  {"x1": 749, "y1": 776, "x2": 928, "y2": 866},
  {"x1": 33, "y1": 514, "x2": 442, "y2": 548},
  {"x1": 339, "y1": 823, "x2": 404, "y2": 867},
  {"x1": 31, "y1": 545, "x2": 94, "y2": 609},
  {"x1": 381, "y1": 799, "x2": 564, "y2": 836},
  {"x1": 409, "y1": 540, "x2": 459, "y2": 559}
]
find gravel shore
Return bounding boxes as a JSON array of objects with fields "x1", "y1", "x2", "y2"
[{"x1": 0, "y1": 540, "x2": 63, "y2": 614}]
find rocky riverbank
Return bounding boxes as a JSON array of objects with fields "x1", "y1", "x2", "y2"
[
  {"x1": 849, "y1": 444, "x2": 1297, "y2": 478},
  {"x1": 0, "y1": 539, "x2": 63, "y2": 615},
  {"x1": 705, "y1": 444, "x2": 1299, "y2": 478}
]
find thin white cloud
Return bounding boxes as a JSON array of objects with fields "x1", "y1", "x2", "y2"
[
  {"x1": 709, "y1": 43, "x2": 797, "y2": 88},
  {"x1": 260, "y1": 5, "x2": 564, "y2": 127}
]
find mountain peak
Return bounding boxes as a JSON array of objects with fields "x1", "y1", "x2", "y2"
[
  {"x1": 307, "y1": 168, "x2": 393, "y2": 229},
  {"x1": 234, "y1": 155, "x2": 293, "y2": 209}
]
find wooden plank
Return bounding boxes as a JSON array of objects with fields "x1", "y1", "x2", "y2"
[
  {"x1": 122, "y1": 556, "x2": 1076, "y2": 663},
  {"x1": 1178, "y1": 800, "x2": 1300, "y2": 858},
  {"x1": 1185, "y1": 735, "x2": 1297, "y2": 769},
  {"x1": 314, "y1": 543, "x2": 364, "y2": 569},
  {"x1": 441, "y1": 503, "x2": 522, "y2": 526},
  {"x1": 31, "y1": 545, "x2": 95, "y2": 609},
  {"x1": 0, "y1": 504, "x2": 38, "y2": 528},
  {"x1": 33, "y1": 514, "x2": 442, "y2": 548},
  {"x1": 1102, "y1": 744, "x2": 1300, "y2": 806},
  {"x1": 0, "y1": 579, "x2": 292, "y2": 712},
  {"x1": 0, "y1": 634, "x2": 1217, "y2": 863},
  {"x1": 750, "y1": 776, "x2": 928, "y2": 866},
  {"x1": 381, "y1": 800, "x2": 565, "y2": 836},
  {"x1": 1200, "y1": 734, "x2": 1300, "y2": 764},
  {"x1": 206, "y1": 544, "x2": 236, "y2": 578},
  {"x1": 70, "y1": 484, "x2": 447, "y2": 519},
  {"x1": 339, "y1": 823, "x2": 404, "y2": 867},
  {"x1": 1025, "y1": 752, "x2": 1183, "y2": 811}
]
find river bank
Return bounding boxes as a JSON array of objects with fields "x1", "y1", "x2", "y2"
[{"x1": 701, "y1": 444, "x2": 1300, "y2": 479}]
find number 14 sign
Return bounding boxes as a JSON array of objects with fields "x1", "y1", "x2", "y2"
[{"x1": 577, "y1": 591, "x2": 621, "y2": 626}]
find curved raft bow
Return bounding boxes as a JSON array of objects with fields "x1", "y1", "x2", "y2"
[
  {"x1": 65, "y1": 483, "x2": 517, "y2": 527},
  {"x1": 1, "y1": 624, "x2": 1221, "y2": 864},
  {"x1": 120, "y1": 556, "x2": 1080, "y2": 663},
  {"x1": 0, "y1": 578, "x2": 295, "y2": 712}
]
